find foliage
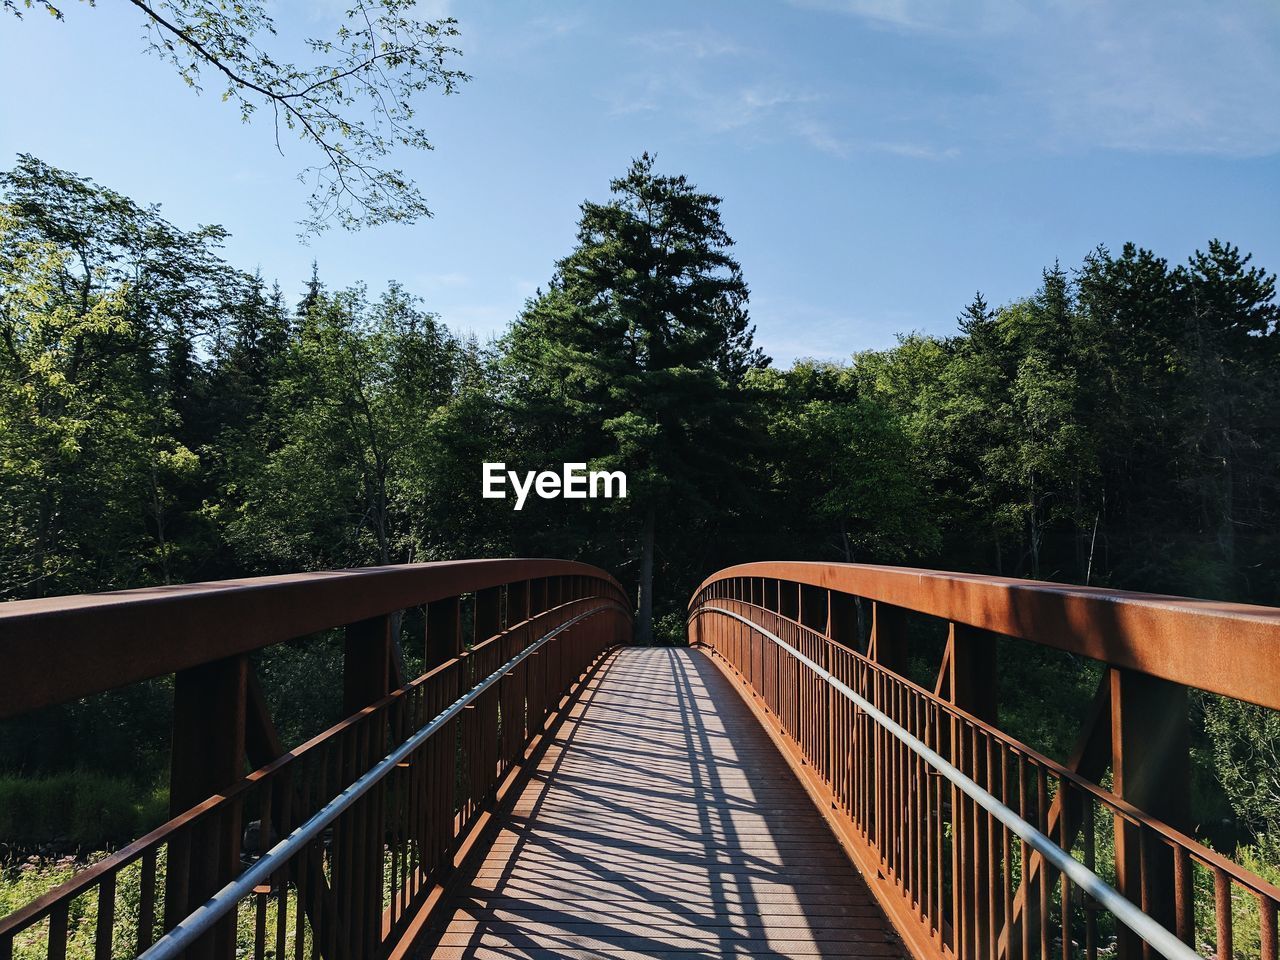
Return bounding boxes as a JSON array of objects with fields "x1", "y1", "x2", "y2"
[
  {"x1": 2, "y1": 154, "x2": 1280, "y2": 887},
  {"x1": 501, "y1": 153, "x2": 767, "y2": 642},
  {"x1": 746, "y1": 360, "x2": 938, "y2": 563},
  {"x1": 0, "y1": 774, "x2": 167, "y2": 850},
  {"x1": 1202, "y1": 694, "x2": 1280, "y2": 836},
  {"x1": 4, "y1": 1, "x2": 469, "y2": 232}
]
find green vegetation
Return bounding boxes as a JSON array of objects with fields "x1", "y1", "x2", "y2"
[
  {"x1": 0, "y1": 775, "x2": 167, "y2": 850},
  {"x1": 2, "y1": 152, "x2": 1279, "y2": 922},
  {"x1": 4, "y1": 0, "x2": 468, "y2": 233}
]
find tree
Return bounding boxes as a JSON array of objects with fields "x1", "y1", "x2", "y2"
[
  {"x1": 5, "y1": 0, "x2": 469, "y2": 232},
  {"x1": 0, "y1": 157, "x2": 252, "y2": 595},
  {"x1": 504, "y1": 154, "x2": 767, "y2": 642},
  {"x1": 1178, "y1": 241, "x2": 1280, "y2": 594},
  {"x1": 749, "y1": 361, "x2": 938, "y2": 565},
  {"x1": 222, "y1": 279, "x2": 464, "y2": 571}
]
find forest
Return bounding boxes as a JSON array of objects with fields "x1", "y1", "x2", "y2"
[{"x1": 2, "y1": 150, "x2": 1279, "y2": 899}]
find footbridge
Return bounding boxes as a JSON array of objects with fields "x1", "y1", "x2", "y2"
[{"x1": 1, "y1": 560, "x2": 1278, "y2": 959}]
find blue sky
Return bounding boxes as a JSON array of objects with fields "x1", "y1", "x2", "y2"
[{"x1": 2, "y1": 0, "x2": 1278, "y2": 363}]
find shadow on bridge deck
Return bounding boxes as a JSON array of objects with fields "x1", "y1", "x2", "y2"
[{"x1": 415, "y1": 647, "x2": 906, "y2": 959}]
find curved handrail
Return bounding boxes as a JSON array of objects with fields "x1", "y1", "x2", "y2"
[
  {"x1": 693, "y1": 603, "x2": 1201, "y2": 960},
  {"x1": 0, "y1": 594, "x2": 615, "y2": 937},
  {"x1": 695, "y1": 599, "x2": 1280, "y2": 906},
  {"x1": 1, "y1": 576, "x2": 630, "y2": 958},
  {"x1": 690, "y1": 561, "x2": 1280, "y2": 709},
  {"x1": 0, "y1": 558, "x2": 627, "y2": 717},
  {"x1": 136, "y1": 602, "x2": 622, "y2": 959},
  {"x1": 689, "y1": 572, "x2": 1280, "y2": 960}
]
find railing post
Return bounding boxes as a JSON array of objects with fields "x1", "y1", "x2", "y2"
[
  {"x1": 476, "y1": 586, "x2": 502, "y2": 643},
  {"x1": 168, "y1": 654, "x2": 248, "y2": 960},
  {"x1": 344, "y1": 614, "x2": 393, "y2": 715},
  {"x1": 509, "y1": 580, "x2": 531, "y2": 624},
  {"x1": 1111, "y1": 668, "x2": 1190, "y2": 957},
  {"x1": 869, "y1": 601, "x2": 908, "y2": 676},
  {"x1": 426, "y1": 597, "x2": 462, "y2": 669},
  {"x1": 341, "y1": 615, "x2": 392, "y2": 956},
  {"x1": 828, "y1": 591, "x2": 859, "y2": 649},
  {"x1": 944, "y1": 623, "x2": 998, "y2": 959},
  {"x1": 948, "y1": 623, "x2": 997, "y2": 724}
]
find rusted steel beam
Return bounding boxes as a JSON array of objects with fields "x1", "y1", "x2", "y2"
[
  {"x1": 0, "y1": 559, "x2": 625, "y2": 718},
  {"x1": 869, "y1": 600, "x2": 909, "y2": 676},
  {"x1": 426, "y1": 596, "x2": 461, "y2": 670},
  {"x1": 475, "y1": 587, "x2": 501, "y2": 645},
  {"x1": 170, "y1": 656, "x2": 248, "y2": 814},
  {"x1": 167, "y1": 655, "x2": 247, "y2": 959},
  {"x1": 828, "y1": 590, "x2": 860, "y2": 651},
  {"x1": 947, "y1": 622, "x2": 998, "y2": 725},
  {"x1": 693, "y1": 561, "x2": 1280, "y2": 709},
  {"x1": 245, "y1": 670, "x2": 285, "y2": 766},
  {"x1": 344, "y1": 614, "x2": 394, "y2": 715},
  {"x1": 1111, "y1": 667, "x2": 1190, "y2": 955}
]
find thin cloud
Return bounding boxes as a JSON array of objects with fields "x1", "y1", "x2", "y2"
[
  {"x1": 787, "y1": 0, "x2": 1027, "y2": 35},
  {"x1": 789, "y1": 0, "x2": 1280, "y2": 157},
  {"x1": 417, "y1": 271, "x2": 470, "y2": 289},
  {"x1": 632, "y1": 29, "x2": 750, "y2": 59}
]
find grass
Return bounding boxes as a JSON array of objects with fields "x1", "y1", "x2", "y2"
[{"x1": 0, "y1": 773, "x2": 167, "y2": 852}]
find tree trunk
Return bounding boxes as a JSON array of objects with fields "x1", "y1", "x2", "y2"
[{"x1": 636, "y1": 505, "x2": 656, "y2": 645}]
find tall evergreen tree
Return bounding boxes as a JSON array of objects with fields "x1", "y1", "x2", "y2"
[{"x1": 505, "y1": 154, "x2": 766, "y2": 642}]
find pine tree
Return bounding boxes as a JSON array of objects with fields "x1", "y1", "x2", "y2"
[{"x1": 506, "y1": 154, "x2": 767, "y2": 642}]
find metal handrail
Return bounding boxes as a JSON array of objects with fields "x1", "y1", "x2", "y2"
[
  {"x1": 694, "y1": 603, "x2": 1203, "y2": 960},
  {"x1": 137, "y1": 602, "x2": 620, "y2": 960},
  {"x1": 690, "y1": 560, "x2": 1280, "y2": 710},
  {"x1": 0, "y1": 558, "x2": 629, "y2": 718}
]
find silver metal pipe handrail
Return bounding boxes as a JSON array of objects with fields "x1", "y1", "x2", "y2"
[
  {"x1": 694, "y1": 603, "x2": 1204, "y2": 960},
  {"x1": 139, "y1": 603, "x2": 618, "y2": 960}
]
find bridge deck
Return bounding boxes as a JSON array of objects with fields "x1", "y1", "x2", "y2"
[{"x1": 418, "y1": 647, "x2": 905, "y2": 959}]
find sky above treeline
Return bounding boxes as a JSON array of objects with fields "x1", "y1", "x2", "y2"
[{"x1": 2, "y1": 1, "x2": 1278, "y2": 364}]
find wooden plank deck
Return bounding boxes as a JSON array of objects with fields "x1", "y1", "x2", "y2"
[{"x1": 416, "y1": 647, "x2": 906, "y2": 959}]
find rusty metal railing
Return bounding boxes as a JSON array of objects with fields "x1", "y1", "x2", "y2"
[
  {"x1": 689, "y1": 563, "x2": 1280, "y2": 960},
  {"x1": 0, "y1": 560, "x2": 631, "y2": 960}
]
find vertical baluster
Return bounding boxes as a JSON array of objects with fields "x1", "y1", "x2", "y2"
[
  {"x1": 1038, "y1": 767, "x2": 1050, "y2": 960},
  {"x1": 274, "y1": 868, "x2": 288, "y2": 960},
  {"x1": 1260, "y1": 895, "x2": 1278, "y2": 960},
  {"x1": 1139, "y1": 827, "x2": 1154, "y2": 960},
  {"x1": 1215, "y1": 868, "x2": 1233, "y2": 960},
  {"x1": 1084, "y1": 798, "x2": 1097, "y2": 960},
  {"x1": 1000, "y1": 741, "x2": 1014, "y2": 959},
  {"x1": 951, "y1": 718, "x2": 966, "y2": 960},
  {"x1": 1020, "y1": 755, "x2": 1031, "y2": 960},
  {"x1": 139, "y1": 847, "x2": 158, "y2": 951},
  {"x1": 47, "y1": 902, "x2": 69, "y2": 960},
  {"x1": 93, "y1": 873, "x2": 116, "y2": 960},
  {"x1": 1060, "y1": 778, "x2": 1072, "y2": 960},
  {"x1": 988, "y1": 734, "x2": 1000, "y2": 960},
  {"x1": 253, "y1": 883, "x2": 269, "y2": 960}
]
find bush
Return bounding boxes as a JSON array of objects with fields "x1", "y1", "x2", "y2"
[{"x1": 0, "y1": 773, "x2": 167, "y2": 852}]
